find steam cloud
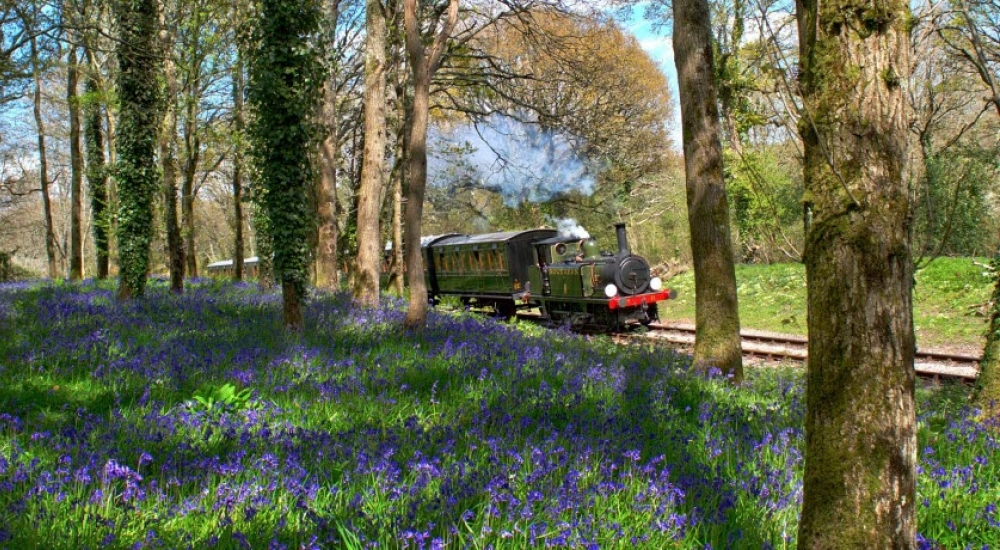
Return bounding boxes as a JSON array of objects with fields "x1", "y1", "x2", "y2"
[
  {"x1": 555, "y1": 218, "x2": 590, "y2": 239},
  {"x1": 428, "y1": 114, "x2": 597, "y2": 205}
]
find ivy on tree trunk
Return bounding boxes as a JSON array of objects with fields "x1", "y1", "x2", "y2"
[
  {"x1": 114, "y1": 0, "x2": 162, "y2": 300},
  {"x1": 247, "y1": 0, "x2": 324, "y2": 329},
  {"x1": 84, "y1": 50, "x2": 111, "y2": 280}
]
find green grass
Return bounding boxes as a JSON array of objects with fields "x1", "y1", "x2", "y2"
[{"x1": 660, "y1": 257, "x2": 994, "y2": 348}]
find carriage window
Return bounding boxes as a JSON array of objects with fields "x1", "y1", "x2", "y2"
[
  {"x1": 486, "y1": 251, "x2": 494, "y2": 271},
  {"x1": 474, "y1": 251, "x2": 481, "y2": 270},
  {"x1": 497, "y1": 252, "x2": 505, "y2": 270}
]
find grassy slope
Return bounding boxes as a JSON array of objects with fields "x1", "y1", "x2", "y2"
[{"x1": 659, "y1": 257, "x2": 993, "y2": 348}]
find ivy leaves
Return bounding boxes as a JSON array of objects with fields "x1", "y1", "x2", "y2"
[{"x1": 246, "y1": 0, "x2": 324, "y2": 300}]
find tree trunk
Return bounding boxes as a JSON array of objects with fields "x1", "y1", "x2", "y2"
[
  {"x1": 353, "y1": 0, "x2": 388, "y2": 308},
  {"x1": 114, "y1": 0, "x2": 162, "y2": 300},
  {"x1": 84, "y1": 47, "x2": 110, "y2": 279},
  {"x1": 390, "y1": 151, "x2": 405, "y2": 296},
  {"x1": 68, "y1": 45, "x2": 85, "y2": 280},
  {"x1": 316, "y1": 118, "x2": 340, "y2": 289},
  {"x1": 232, "y1": 55, "x2": 246, "y2": 282},
  {"x1": 30, "y1": 35, "x2": 58, "y2": 280},
  {"x1": 672, "y1": 0, "x2": 743, "y2": 381},
  {"x1": 314, "y1": 0, "x2": 341, "y2": 290},
  {"x1": 796, "y1": 0, "x2": 916, "y2": 546},
  {"x1": 160, "y1": 10, "x2": 184, "y2": 293},
  {"x1": 182, "y1": 84, "x2": 200, "y2": 278},
  {"x1": 344, "y1": 125, "x2": 362, "y2": 289},
  {"x1": 252, "y1": 203, "x2": 274, "y2": 290},
  {"x1": 403, "y1": 62, "x2": 430, "y2": 328},
  {"x1": 402, "y1": 0, "x2": 457, "y2": 329},
  {"x1": 247, "y1": 0, "x2": 324, "y2": 327}
]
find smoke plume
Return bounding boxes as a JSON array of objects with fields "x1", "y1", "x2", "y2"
[
  {"x1": 428, "y1": 114, "x2": 596, "y2": 205},
  {"x1": 555, "y1": 218, "x2": 590, "y2": 239}
]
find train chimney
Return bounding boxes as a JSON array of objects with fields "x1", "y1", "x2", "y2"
[{"x1": 614, "y1": 223, "x2": 630, "y2": 255}]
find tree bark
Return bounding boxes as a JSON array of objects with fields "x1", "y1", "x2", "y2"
[
  {"x1": 68, "y1": 44, "x2": 85, "y2": 280},
  {"x1": 30, "y1": 35, "x2": 58, "y2": 280},
  {"x1": 672, "y1": 0, "x2": 743, "y2": 381},
  {"x1": 402, "y1": 0, "x2": 458, "y2": 329},
  {"x1": 160, "y1": 8, "x2": 184, "y2": 293},
  {"x1": 315, "y1": 0, "x2": 341, "y2": 290},
  {"x1": 796, "y1": 0, "x2": 916, "y2": 546},
  {"x1": 84, "y1": 63, "x2": 110, "y2": 279},
  {"x1": 232, "y1": 55, "x2": 246, "y2": 282},
  {"x1": 390, "y1": 146, "x2": 405, "y2": 297},
  {"x1": 182, "y1": 78, "x2": 200, "y2": 278},
  {"x1": 353, "y1": 0, "x2": 388, "y2": 307}
]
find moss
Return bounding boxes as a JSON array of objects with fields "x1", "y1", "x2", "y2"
[{"x1": 881, "y1": 66, "x2": 900, "y2": 90}]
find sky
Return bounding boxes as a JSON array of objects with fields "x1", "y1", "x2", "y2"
[{"x1": 615, "y1": 5, "x2": 683, "y2": 147}]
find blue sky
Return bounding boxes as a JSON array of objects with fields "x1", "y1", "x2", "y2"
[{"x1": 615, "y1": 6, "x2": 682, "y2": 147}]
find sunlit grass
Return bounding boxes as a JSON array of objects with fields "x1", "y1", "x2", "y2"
[{"x1": 660, "y1": 257, "x2": 993, "y2": 348}]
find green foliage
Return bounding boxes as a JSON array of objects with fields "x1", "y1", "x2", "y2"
[
  {"x1": 246, "y1": 0, "x2": 324, "y2": 298},
  {"x1": 724, "y1": 146, "x2": 804, "y2": 262},
  {"x1": 188, "y1": 383, "x2": 255, "y2": 413},
  {"x1": 114, "y1": 0, "x2": 163, "y2": 298},
  {"x1": 915, "y1": 143, "x2": 1000, "y2": 258}
]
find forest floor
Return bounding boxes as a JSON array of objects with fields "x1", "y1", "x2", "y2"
[
  {"x1": 0, "y1": 278, "x2": 997, "y2": 549},
  {"x1": 658, "y1": 257, "x2": 994, "y2": 356}
]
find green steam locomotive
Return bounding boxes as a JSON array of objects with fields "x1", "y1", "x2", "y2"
[{"x1": 422, "y1": 223, "x2": 674, "y2": 329}]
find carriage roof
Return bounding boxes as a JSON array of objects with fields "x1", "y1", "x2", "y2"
[
  {"x1": 206, "y1": 256, "x2": 259, "y2": 269},
  {"x1": 424, "y1": 229, "x2": 558, "y2": 249}
]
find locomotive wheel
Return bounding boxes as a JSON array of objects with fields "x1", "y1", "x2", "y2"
[
  {"x1": 639, "y1": 304, "x2": 659, "y2": 326},
  {"x1": 495, "y1": 300, "x2": 516, "y2": 320}
]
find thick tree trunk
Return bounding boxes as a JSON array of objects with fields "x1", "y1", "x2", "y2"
[
  {"x1": 85, "y1": 47, "x2": 110, "y2": 279},
  {"x1": 796, "y1": 0, "x2": 916, "y2": 546},
  {"x1": 31, "y1": 36, "x2": 58, "y2": 279},
  {"x1": 315, "y1": 0, "x2": 341, "y2": 290},
  {"x1": 316, "y1": 92, "x2": 340, "y2": 289},
  {"x1": 403, "y1": 63, "x2": 431, "y2": 328},
  {"x1": 68, "y1": 45, "x2": 85, "y2": 280},
  {"x1": 115, "y1": 0, "x2": 162, "y2": 300},
  {"x1": 232, "y1": 57, "x2": 246, "y2": 281},
  {"x1": 353, "y1": 0, "x2": 388, "y2": 308},
  {"x1": 282, "y1": 279, "x2": 304, "y2": 329},
  {"x1": 672, "y1": 0, "x2": 743, "y2": 381},
  {"x1": 160, "y1": 16, "x2": 184, "y2": 294}
]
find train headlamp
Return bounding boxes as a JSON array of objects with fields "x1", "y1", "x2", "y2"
[
  {"x1": 650, "y1": 277, "x2": 663, "y2": 291},
  {"x1": 604, "y1": 284, "x2": 618, "y2": 298}
]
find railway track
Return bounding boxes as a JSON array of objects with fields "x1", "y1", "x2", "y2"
[
  {"x1": 515, "y1": 312, "x2": 979, "y2": 383},
  {"x1": 640, "y1": 322, "x2": 980, "y2": 384}
]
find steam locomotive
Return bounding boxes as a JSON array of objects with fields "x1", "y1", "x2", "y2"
[{"x1": 422, "y1": 223, "x2": 674, "y2": 329}]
